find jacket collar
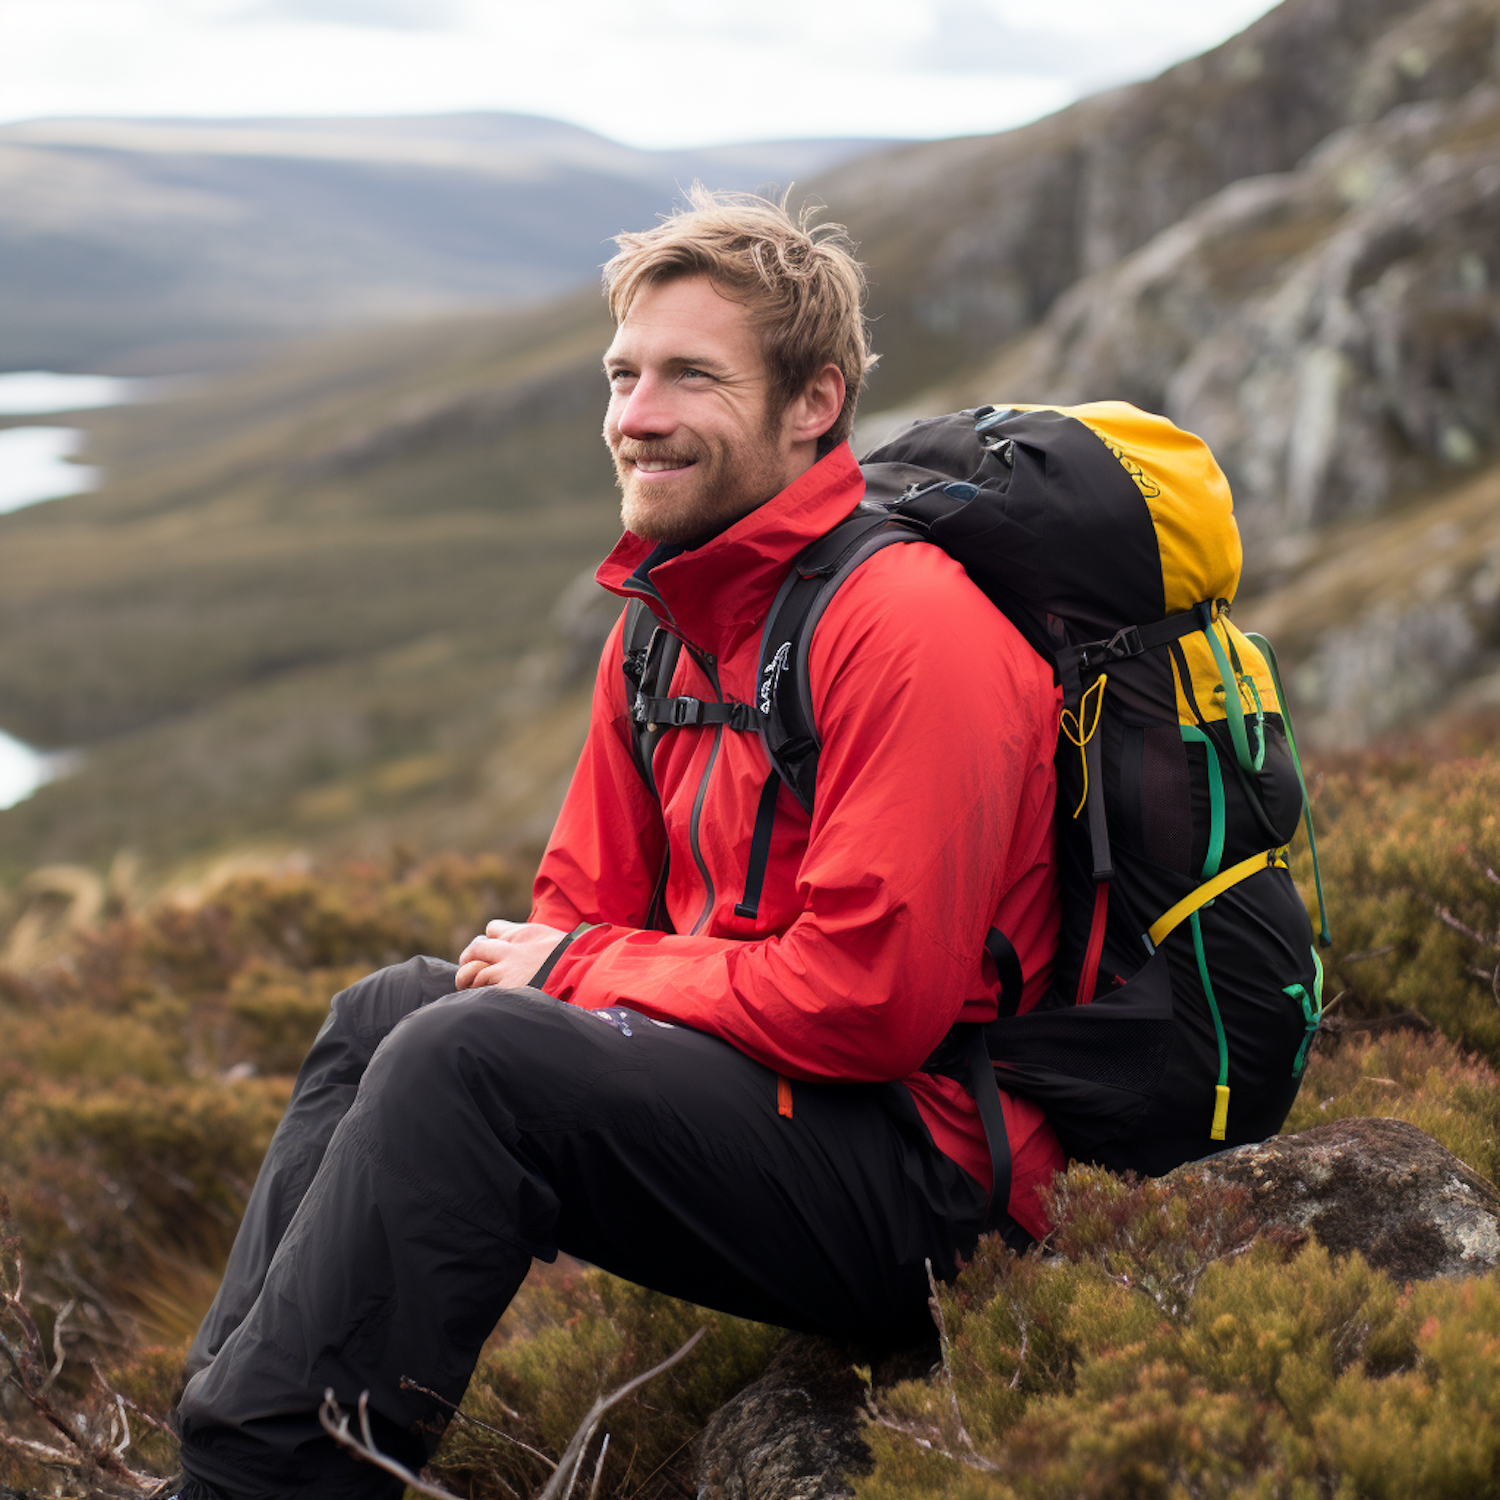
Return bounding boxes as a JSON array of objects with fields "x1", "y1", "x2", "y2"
[{"x1": 595, "y1": 443, "x2": 865, "y2": 653}]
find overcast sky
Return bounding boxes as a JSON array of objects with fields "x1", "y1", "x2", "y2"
[{"x1": 2, "y1": 0, "x2": 1282, "y2": 148}]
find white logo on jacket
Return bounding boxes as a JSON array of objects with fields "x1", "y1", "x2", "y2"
[{"x1": 759, "y1": 642, "x2": 791, "y2": 715}]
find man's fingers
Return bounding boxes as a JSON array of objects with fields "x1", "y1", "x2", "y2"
[
  {"x1": 454, "y1": 959, "x2": 485, "y2": 989},
  {"x1": 486, "y1": 919, "x2": 519, "y2": 938},
  {"x1": 459, "y1": 935, "x2": 508, "y2": 967}
]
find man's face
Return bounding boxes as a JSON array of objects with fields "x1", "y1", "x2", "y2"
[{"x1": 602, "y1": 275, "x2": 804, "y2": 544}]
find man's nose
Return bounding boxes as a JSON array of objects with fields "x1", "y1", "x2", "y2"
[{"x1": 614, "y1": 372, "x2": 676, "y2": 440}]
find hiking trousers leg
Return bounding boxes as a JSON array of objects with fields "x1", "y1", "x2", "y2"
[
  {"x1": 185, "y1": 956, "x2": 464, "y2": 1380},
  {"x1": 176, "y1": 961, "x2": 990, "y2": 1500}
]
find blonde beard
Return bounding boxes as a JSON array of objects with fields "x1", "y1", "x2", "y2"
[{"x1": 613, "y1": 440, "x2": 792, "y2": 544}]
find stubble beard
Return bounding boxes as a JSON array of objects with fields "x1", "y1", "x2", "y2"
[{"x1": 612, "y1": 426, "x2": 791, "y2": 546}]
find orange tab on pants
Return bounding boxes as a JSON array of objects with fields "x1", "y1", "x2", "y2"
[{"x1": 776, "y1": 1076, "x2": 793, "y2": 1119}]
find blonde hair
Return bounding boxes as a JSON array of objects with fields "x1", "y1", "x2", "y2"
[{"x1": 603, "y1": 185, "x2": 877, "y2": 454}]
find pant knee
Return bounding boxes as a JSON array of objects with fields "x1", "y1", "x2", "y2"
[
  {"x1": 298, "y1": 955, "x2": 460, "y2": 1092},
  {"x1": 359, "y1": 986, "x2": 567, "y2": 1138}
]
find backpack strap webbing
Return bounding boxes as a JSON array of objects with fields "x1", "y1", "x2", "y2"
[
  {"x1": 756, "y1": 507, "x2": 924, "y2": 814},
  {"x1": 622, "y1": 599, "x2": 676, "y2": 796},
  {"x1": 1147, "y1": 846, "x2": 1290, "y2": 949}
]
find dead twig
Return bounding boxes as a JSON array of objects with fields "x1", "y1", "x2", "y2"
[
  {"x1": 399, "y1": 1375, "x2": 557, "y2": 1472},
  {"x1": 1007, "y1": 1311, "x2": 1031, "y2": 1391},
  {"x1": 1338, "y1": 947, "x2": 1394, "y2": 967},
  {"x1": 1, "y1": 1208, "x2": 159, "y2": 1495},
  {"x1": 320, "y1": 1389, "x2": 466, "y2": 1500},
  {"x1": 1435, "y1": 905, "x2": 1499, "y2": 949},
  {"x1": 585, "y1": 1432, "x2": 610, "y2": 1500},
  {"x1": 923, "y1": 1258, "x2": 1001, "y2": 1473},
  {"x1": 322, "y1": 1327, "x2": 707, "y2": 1500},
  {"x1": 39, "y1": 1298, "x2": 73, "y2": 1394},
  {"x1": 93, "y1": 1363, "x2": 178, "y2": 1440},
  {"x1": 538, "y1": 1326, "x2": 706, "y2": 1500}
]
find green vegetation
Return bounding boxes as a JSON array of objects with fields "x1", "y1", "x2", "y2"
[
  {"x1": 8, "y1": 744, "x2": 1500, "y2": 1496},
  {"x1": 0, "y1": 292, "x2": 619, "y2": 878},
  {"x1": 859, "y1": 1172, "x2": 1500, "y2": 1500}
]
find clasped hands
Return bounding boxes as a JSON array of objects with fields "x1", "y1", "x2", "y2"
[{"x1": 455, "y1": 919, "x2": 567, "y2": 990}]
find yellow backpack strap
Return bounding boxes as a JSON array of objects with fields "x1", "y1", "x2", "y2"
[{"x1": 1147, "y1": 847, "x2": 1290, "y2": 950}]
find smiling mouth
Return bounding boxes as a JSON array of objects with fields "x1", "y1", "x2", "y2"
[{"x1": 632, "y1": 457, "x2": 696, "y2": 474}]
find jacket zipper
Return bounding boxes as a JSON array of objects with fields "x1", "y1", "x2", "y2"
[
  {"x1": 686, "y1": 649, "x2": 723, "y2": 935},
  {"x1": 624, "y1": 576, "x2": 722, "y2": 937}
]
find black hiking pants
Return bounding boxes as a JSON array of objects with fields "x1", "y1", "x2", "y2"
[{"x1": 176, "y1": 957, "x2": 999, "y2": 1500}]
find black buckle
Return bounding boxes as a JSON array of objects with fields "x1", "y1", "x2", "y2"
[
  {"x1": 668, "y1": 698, "x2": 702, "y2": 726},
  {"x1": 1077, "y1": 625, "x2": 1145, "y2": 673}
]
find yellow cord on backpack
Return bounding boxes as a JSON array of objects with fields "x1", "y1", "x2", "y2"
[{"x1": 1060, "y1": 674, "x2": 1108, "y2": 819}]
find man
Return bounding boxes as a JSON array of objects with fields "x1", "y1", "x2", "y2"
[{"x1": 171, "y1": 190, "x2": 1063, "y2": 1500}]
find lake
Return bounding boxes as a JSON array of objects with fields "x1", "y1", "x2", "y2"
[
  {"x1": 0, "y1": 730, "x2": 77, "y2": 812},
  {"x1": 0, "y1": 370, "x2": 149, "y2": 516},
  {"x1": 0, "y1": 372, "x2": 127, "y2": 798}
]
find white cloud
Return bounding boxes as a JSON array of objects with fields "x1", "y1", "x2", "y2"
[
  {"x1": 0, "y1": 0, "x2": 1281, "y2": 147},
  {"x1": 232, "y1": 0, "x2": 469, "y2": 30}
]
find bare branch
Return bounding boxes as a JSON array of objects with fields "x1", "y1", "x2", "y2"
[
  {"x1": 40, "y1": 1297, "x2": 74, "y2": 1394},
  {"x1": 538, "y1": 1326, "x2": 706, "y2": 1500},
  {"x1": 861, "y1": 1392, "x2": 1002, "y2": 1475},
  {"x1": 1338, "y1": 947, "x2": 1394, "y2": 967},
  {"x1": 93, "y1": 1363, "x2": 177, "y2": 1440},
  {"x1": 923, "y1": 1259, "x2": 1001, "y2": 1473},
  {"x1": 328, "y1": 1331, "x2": 705, "y2": 1500},
  {"x1": 1007, "y1": 1313, "x2": 1030, "y2": 1391},
  {"x1": 1, "y1": 1430, "x2": 90, "y2": 1469},
  {"x1": 1435, "y1": 905, "x2": 1499, "y2": 949},
  {"x1": 319, "y1": 1389, "x2": 467, "y2": 1500},
  {"x1": 399, "y1": 1374, "x2": 557, "y2": 1472},
  {"x1": 585, "y1": 1432, "x2": 611, "y2": 1500}
]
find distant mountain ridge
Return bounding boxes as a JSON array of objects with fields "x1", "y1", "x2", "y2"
[
  {"x1": 0, "y1": 114, "x2": 894, "y2": 374},
  {"x1": 0, "y1": 0, "x2": 1496, "y2": 873}
]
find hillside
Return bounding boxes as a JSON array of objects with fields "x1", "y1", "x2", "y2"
[
  {"x1": 0, "y1": 294, "x2": 622, "y2": 875},
  {"x1": 838, "y1": 0, "x2": 1499, "y2": 540},
  {"x1": 0, "y1": 115, "x2": 889, "y2": 373},
  {"x1": 0, "y1": 0, "x2": 1495, "y2": 873}
]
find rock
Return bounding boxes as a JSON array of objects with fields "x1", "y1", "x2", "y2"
[
  {"x1": 696, "y1": 1334, "x2": 876, "y2": 1500},
  {"x1": 1182, "y1": 1117, "x2": 1500, "y2": 1281}
]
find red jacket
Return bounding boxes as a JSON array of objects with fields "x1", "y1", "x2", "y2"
[{"x1": 531, "y1": 442, "x2": 1065, "y2": 1237}]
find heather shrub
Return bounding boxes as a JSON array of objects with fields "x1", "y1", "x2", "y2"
[
  {"x1": 431, "y1": 1268, "x2": 783, "y2": 1498},
  {"x1": 14, "y1": 746, "x2": 1500, "y2": 1497},
  {"x1": 1294, "y1": 750, "x2": 1500, "y2": 1061},
  {"x1": 856, "y1": 1172, "x2": 1454, "y2": 1500},
  {"x1": 1287, "y1": 1026, "x2": 1500, "y2": 1185},
  {"x1": 0, "y1": 850, "x2": 530, "y2": 1305}
]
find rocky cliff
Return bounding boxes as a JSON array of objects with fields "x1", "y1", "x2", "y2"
[{"x1": 827, "y1": 0, "x2": 1500, "y2": 744}]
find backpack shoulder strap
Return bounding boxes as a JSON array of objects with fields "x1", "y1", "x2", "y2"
[
  {"x1": 757, "y1": 506, "x2": 921, "y2": 813},
  {"x1": 621, "y1": 598, "x2": 681, "y2": 798}
]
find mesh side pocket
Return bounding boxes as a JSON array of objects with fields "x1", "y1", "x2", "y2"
[{"x1": 1141, "y1": 725, "x2": 1192, "y2": 874}]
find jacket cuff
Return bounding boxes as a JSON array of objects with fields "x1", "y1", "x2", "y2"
[{"x1": 529, "y1": 923, "x2": 595, "y2": 991}]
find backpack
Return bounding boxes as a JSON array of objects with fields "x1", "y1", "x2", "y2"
[{"x1": 621, "y1": 401, "x2": 1329, "y2": 1200}]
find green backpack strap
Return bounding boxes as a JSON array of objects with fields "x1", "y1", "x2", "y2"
[{"x1": 1245, "y1": 630, "x2": 1330, "y2": 946}]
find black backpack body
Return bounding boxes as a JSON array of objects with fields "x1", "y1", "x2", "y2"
[{"x1": 622, "y1": 403, "x2": 1328, "y2": 1181}]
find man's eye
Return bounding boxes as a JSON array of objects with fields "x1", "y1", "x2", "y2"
[{"x1": 607, "y1": 369, "x2": 634, "y2": 386}]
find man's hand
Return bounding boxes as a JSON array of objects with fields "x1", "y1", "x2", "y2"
[{"x1": 455, "y1": 919, "x2": 569, "y2": 990}]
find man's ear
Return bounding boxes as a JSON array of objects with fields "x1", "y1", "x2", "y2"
[{"x1": 787, "y1": 364, "x2": 847, "y2": 446}]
